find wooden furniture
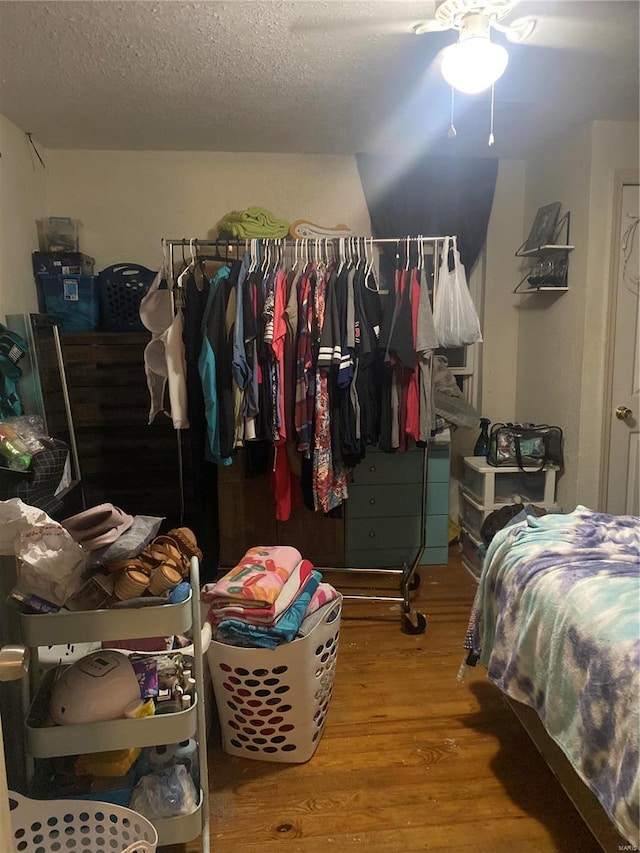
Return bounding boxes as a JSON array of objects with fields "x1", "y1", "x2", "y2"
[
  {"x1": 459, "y1": 456, "x2": 557, "y2": 581},
  {"x1": 218, "y1": 439, "x2": 450, "y2": 571},
  {"x1": 59, "y1": 331, "x2": 183, "y2": 526},
  {"x1": 345, "y1": 439, "x2": 450, "y2": 569}
]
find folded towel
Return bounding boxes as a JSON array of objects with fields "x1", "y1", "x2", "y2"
[
  {"x1": 306, "y1": 582, "x2": 338, "y2": 614},
  {"x1": 201, "y1": 545, "x2": 303, "y2": 607},
  {"x1": 208, "y1": 559, "x2": 315, "y2": 626},
  {"x1": 214, "y1": 571, "x2": 322, "y2": 649},
  {"x1": 217, "y1": 206, "x2": 290, "y2": 239},
  {"x1": 298, "y1": 593, "x2": 341, "y2": 638}
]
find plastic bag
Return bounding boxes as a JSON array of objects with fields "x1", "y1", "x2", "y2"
[
  {"x1": 432, "y1": 356, "x2": 480, "y2": 429},
  {"x1": 0, "y1": 498, "x2": 86, "y2": 605},
  {"x1": 130, "y1": 764, "x2": 198, "y2": 820},
  {"x1": 433, "y1": 236, "x2": 483, "y2": 347}
]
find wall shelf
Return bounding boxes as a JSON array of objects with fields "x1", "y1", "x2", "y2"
[
  {"x1": 516, "y1": 244, "x2": 574, "y2": 258},
  {"x1": 514, "y1": 211, "x2": 573, "y2": 294}
]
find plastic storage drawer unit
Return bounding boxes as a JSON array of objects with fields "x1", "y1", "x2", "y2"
[
  {"x1": 458, "y1": 488, "x2": 490, "y2": 541},
  {"x1": 461, "y1": 456, "x2": 556, "y2": 507},
  {"x1": 460, "y1": 527, "x2": 486, "y2": 581}
]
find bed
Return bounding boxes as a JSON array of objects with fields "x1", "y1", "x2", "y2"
[{"x1": 463, "y1": 505, "x2": 640, "y2": 848}]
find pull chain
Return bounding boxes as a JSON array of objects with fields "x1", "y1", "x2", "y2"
[
  {"x1": 488, "y1": 83, "x2": 496, "y2": 146},
  {"x1": 447, "y1": 86, "x2": 457, "y2": 138}
]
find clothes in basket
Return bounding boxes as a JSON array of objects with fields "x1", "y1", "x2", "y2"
[{"x1": 206, "y1": 595, "x2": 342, "y2": 763}]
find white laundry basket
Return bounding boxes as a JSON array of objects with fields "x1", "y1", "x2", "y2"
[
  {"x1": 206, "y1": 596, "x2": 342, "y2": 763},
  {"x1": 9, "y1": 791, "x2": 158, "y2": 853}
]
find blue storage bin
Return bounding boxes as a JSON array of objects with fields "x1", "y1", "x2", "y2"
[{"x1": 38, "y1": 274, "x2": 100, "y2": 332}]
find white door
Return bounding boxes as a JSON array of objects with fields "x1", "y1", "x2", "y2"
[{"x1": 606, "y1": 180, "x2": 639, "y2": 516}]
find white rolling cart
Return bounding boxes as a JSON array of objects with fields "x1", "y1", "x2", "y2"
[{"x1": 12, "y1": 556, "x2": 210, "y2": 853}]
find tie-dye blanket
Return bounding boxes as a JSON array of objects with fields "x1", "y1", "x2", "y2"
[{"x1": 465, "y1": 506, "x2": 639, "y2": 846}]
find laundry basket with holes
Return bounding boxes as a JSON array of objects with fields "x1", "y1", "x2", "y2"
[
  {"x1": 98, "y1": 263, "x2": 157, "y2": 331},
  {"x1": 206, "y1": 595, "x2": 342, "y2": 763},
  {"x1": 8, "y1": 791, "x2": 158, "y2": 853}
]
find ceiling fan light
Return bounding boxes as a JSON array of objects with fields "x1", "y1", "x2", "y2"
[{"x1": 441, "y1": 37, "x2": 509, "y2": 94}]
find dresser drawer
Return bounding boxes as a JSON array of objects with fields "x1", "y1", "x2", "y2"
[
  {"x1": 426, "y1": 446, "x2": 451, "y2": 483},
  {"x1": 346, "y1": 515, "x2": 421, "y2": 551},
  {"x1": 425, "y1": 514, "x2": 449, "y2": 547},
  {"x1": 347, "y1": 483, "x2": 422, "y2": 518},
  {"x1": 344, "y1": 546, "x2": 419, "y2": 569},
  {"x1": 426, "y1": 480, "x2": 449, "y2": 516},
  {"x1": 351, "y1": 449, "x2": 423, "y2": 486}
]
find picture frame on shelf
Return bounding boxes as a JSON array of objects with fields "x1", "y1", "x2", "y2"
[{"x1": 524, "y1": 202, "x2": 562, "y2": 251}]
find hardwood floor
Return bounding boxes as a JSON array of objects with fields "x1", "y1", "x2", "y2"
[{"x1": 173, "y1": 552, "x2": 608, "y2": 853}]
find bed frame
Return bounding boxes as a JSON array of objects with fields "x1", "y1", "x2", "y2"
[{"x1": 506, "y1": 697, "x2": 634, "y2": 853}]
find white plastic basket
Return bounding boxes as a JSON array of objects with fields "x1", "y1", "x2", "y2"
[
  {"x1": 206, "y1": 595, "x2": 342, "y2": 763},
  {"x1": 9, "y1": 791, "x2": 158, "y2": 853}
]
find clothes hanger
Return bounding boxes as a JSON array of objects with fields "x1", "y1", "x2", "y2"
[{"x1": 363, "y1": 237, "x2": 379, "y2": 292}]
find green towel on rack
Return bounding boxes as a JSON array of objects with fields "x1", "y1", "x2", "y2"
[{"x1": 217, "y1": 206, "x2": 290, "y2": 239}]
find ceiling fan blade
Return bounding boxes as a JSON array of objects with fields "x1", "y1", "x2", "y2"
[
  {"x1": 509, "y1": 14, "x2": 635, "y2": 52},
  {"x1": 411, "y1": 20, "x2": 452, "y2": 35},
  {"x1": 290, "y1": 16, "x2": 438, "y2": 37}
]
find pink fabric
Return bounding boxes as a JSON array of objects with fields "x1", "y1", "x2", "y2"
[
  {"x1": 201, "y1": 545, "x2": 304, "y2": 608},
  {"x1": 207, "y1": 560, "x2": 315, "y2": 626},
  {"x1": 304, "y1": 582, "x2": 339, "y2": 618}
]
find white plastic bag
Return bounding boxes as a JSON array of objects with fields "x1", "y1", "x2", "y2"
[
  {"x1": 433, "y1": 236, "x2": 483, "y2": 347},
  {"x1": 0, "y1": 498, "x2": 86, "y2": 605},
  {"x1": 130, "y1": 764, "x2": 198, "y2": 820}
]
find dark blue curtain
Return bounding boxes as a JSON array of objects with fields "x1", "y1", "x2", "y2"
[{"x1": 355, "y1": 154, "x2": 498, "y2": 275}]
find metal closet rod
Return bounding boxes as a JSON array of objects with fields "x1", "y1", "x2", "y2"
[{"x1": 161, "y1": 236, "x2": 451, "y2": 245}]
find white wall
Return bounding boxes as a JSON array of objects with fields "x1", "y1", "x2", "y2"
[
  {"x1": 516, "y1": 120, "x2": 639, "y2": 511},
  {"x1": 449, "y1": 158, "x2": 526, "y2": 504},
  {"x1": 0, "y1": 114, "x2": 47, "y2": 319},
  {"x1": 45, "y1": 150, "x2": 372, "y2": 270},
  {"x1": 481, "y1": 157, "x2": 526, "y2": 424}
]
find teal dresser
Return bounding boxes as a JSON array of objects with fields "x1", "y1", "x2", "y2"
[{"x1": 344, "y1": 439, "x2": 451, "y2": 568}]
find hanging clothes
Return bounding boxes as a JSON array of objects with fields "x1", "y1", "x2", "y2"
[
  {"x1": 312, "y1": 264, "x2": 349, "y2": 513},
  {"x1": 139, "y1": 268, "x2": 189, "y2": 429},
  {"x1": 156, "y1": 236, "x2": 450, "y2": 525}
]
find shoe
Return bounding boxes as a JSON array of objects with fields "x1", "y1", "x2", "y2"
[
  {"x1": 111, "y1": 557, "x2": 182, "y2": 601},
  {"x1": 62, "y1": 504, "x2": 134, "y2": 551}
]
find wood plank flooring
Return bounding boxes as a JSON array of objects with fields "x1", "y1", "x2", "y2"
[{"x1": 172, "y1": 552, "x2": 610, "y2": 853}]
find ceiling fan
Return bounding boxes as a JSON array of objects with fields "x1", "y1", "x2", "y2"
[
  {"x1": 293, "y1": 1, "x2": 627, "y2": 97},
  {"x1": 411, "y1": 0, "x2": 536, "y2": 42},
  {"x1": 407, "y1": 0, "x2": 537, "y2": 94}
]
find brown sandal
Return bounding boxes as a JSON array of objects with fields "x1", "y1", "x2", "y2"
[
  {"x1": 166, "y1": 527, "x2": 203, "y2": 563},
  {"x1": 146, "y1": 536, "x2": 189, "y2": 576},
  {"x1": 109, "y1": 552, "x2": 182, "y2": 601}
]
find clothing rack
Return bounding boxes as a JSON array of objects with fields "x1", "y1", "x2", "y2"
[{"x1": 161, "y1": 234, "x2": 452, "y2": 634}]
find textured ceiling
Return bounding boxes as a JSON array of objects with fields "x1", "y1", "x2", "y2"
[{"x1": 0, "y1": 0, "x2": 638, "y2": 158}]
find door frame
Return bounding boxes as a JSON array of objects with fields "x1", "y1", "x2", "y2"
[{"x1": 599, "y1": 168, "x2": 639, "y2": 511}]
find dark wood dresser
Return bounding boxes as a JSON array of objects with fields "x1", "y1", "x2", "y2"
[{"x1": 60, "y1": 332, "x2": 183, "y2": 526}]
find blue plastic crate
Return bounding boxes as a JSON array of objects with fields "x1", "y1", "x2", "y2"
[{"x1": 38, "y1": 274, "x2": 100, "y2": 333}]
